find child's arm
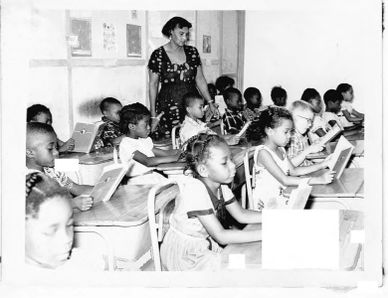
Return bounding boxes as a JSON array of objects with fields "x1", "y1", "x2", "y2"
[
  {"x1": 288, "y1": 155, "x2": 331, "y2": 176},
  {"x1": 69, "y1": 183, "x2": 93, "y2": 197},
  {"x1": 351, "y1": 108, "x2": 364, "y2": 119},
  {"x1": 342, "y1": 110, "x2": 364, "y2": 123},
  {"x1": 258, "y1": 149, "x2": 334, "y2": 186},
  {"x1": 152, "y1": 147, "x2": 180, "y2": 157},
  {"x1": 133, "y1": 150, "x2": 179, "y2": 167},
  {"x1": 288, "y1": 143, "x2": 324, "y2": 167},
  {"x1": 225, "y1": 201, "x2": 261, "y2": 224},
  {"x1": 198, "y1": 214, "x2": 261, "y2": 245}
]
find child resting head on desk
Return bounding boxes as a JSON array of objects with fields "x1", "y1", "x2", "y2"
[
  {"x1": 27, "y1": 104, "x2": 75, "y2": 153},
  {"x1": 25, "y1": 172, "x2": 106, "y2": 271},
  {"x1": 160, "y1": 133, "x2": 262, "y2": 271},
  {"x1": 119, "y1": 102, "x2": 181, "y2": 185},
  {"x1": 249, "y1": 106, "x2": 335, "y2": 209},
  {"x1": 179, "y1": 92, "x2": 240, "y2": 148},
  {"x1": 26, "y1": 122, "x2": 94, "y2": 211}
]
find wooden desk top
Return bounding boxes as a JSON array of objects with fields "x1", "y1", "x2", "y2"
[
  {"x1": 74, "y1": 184, "x2": 179, "y2": 227},
  {"x1": 284, "y1": 168, "x2": 364, "y2": 198},
  {"x1": 60, "y1": 148, "x2": 113, "y2": 165},
  {"x1": 221, "y1": 210, "x2": 363, "y2": 271}
]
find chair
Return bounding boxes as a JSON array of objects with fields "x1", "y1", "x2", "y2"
[
  {"x1": 171, "y1": 124, "x2": 182, "y2": 149},
  {"x1": 241, "y1": 151, "x2": 256, "y2": 210},
  {"x1": 220, "y1": 119, "x2": 226, "y2": 135},
  {"x1": 147, "y1": 180, "x2": 181, "y2": 271}
]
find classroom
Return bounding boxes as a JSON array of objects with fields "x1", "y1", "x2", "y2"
[{"x1": 0, "y1": 0, "x2": 385, "y2": 291}]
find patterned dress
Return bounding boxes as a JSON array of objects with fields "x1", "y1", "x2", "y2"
[{"x1": 148, "y1": 45, "x2": 202, "y2": 138}]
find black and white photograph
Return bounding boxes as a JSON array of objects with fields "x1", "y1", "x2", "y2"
[{"x1": 0, "y1": 0, "x2": 387, "y2": 297}]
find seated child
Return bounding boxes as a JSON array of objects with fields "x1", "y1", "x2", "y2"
[
  {"x1": 251, "y1": 107, "x2": 334, "y2": 209},
  {"x1": 25, "y1": 172, "x2": 106, "y2": 271},
  {"x1": 179, "y1": 93, "x2": 240, "y2": 148},
  {"x1": 300, "y1": 88, "x2": 331, "y2": 143},
  {"x1": 119, "y1": 103, "x2": 181, "y2": 185},
  {"x1": 26, "y1": 122, "x2": 93, "y2": 212},
  {"x1": 286, "y1": 100, "x2": 326, "y2": 167},
  {"x1": 270, "y1": 86, "x2": 287, "y2": 107},
  {"x1": 95, "y1": 97, "x2": 124, "y2": 148},
  {"x1": 222, "y1": 87, "x2": 245, "y2": 134},
  {"x1": 27, "y1": 104, "x2": 75, "y2": 153},
  {"x1": 336, "y1": 83, "x2": 364, "y2": 127},
  {"x1": 215, "y1": 75, "x2": 235, "y2": 94},
  {"x1": 242, "y1": 87, "x2": 263, "y2": 121},
  {"x1": 322, "y1": 89, "x2": 344, "y2": 130},
  {"x1": 160, "y1": 134, "x2": 262, "y2": 271}
]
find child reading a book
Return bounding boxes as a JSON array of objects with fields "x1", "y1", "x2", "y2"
[
  {"x1": 26, "y1": 122, "x2": 94, "y2": 211},
  {"x1": 322, "y1": 89, "x2": 344, "y2": 130},
  {"x1": 270, "y1": 86, "x2": 287, "y2": 107},
  {"x1": 251, "y1": 106, "x2": 334, "y2": 209},
  {"x1": 119, "y1": 103, "x2": 181, "y2": 185},
  {"x1": 242, "y1": 87, "x2": 264, "y2": 121},
  {"x1": 27, "y1": 104, "x2": 75, "y2": 153},
  {"x1": 286, "y1": 100, "x2": 326, "y2": 167},
  {"x1": 222, "y1": 87, "x2": 245, "y2": 134},
  {"x1": 336, "y1": 83, "x2": 364, "y2": 126},
  {"x1": 160, "y1": 134, "x2": 262, "y2": 270}
]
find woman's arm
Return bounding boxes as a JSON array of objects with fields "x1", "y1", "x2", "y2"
[
  {"x1": 148, "y1": 70, "x2": 160, "y2": 117},
  {"x1": 225, "y1": 201, "x2": 261, "y2": 224},
  {"x1": 195, "y1": 65, "x2": 212, "y2": 103},
  {"x1": 198, "y1": 214, "x2": 261, "y2": 245},
  {"x1": 133, "y1": 150, "x2": 179, "y2": 167}
]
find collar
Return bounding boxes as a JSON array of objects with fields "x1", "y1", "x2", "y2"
[{"x1": 197, "y1": 178, "x2": 224, "y2": 211}]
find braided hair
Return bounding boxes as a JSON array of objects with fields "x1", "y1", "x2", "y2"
[
  {"x1": 183, "y1": 133, "x2": 227, "y2": 178},
  {"x1": 246, "y1": 106, "x2": 292, "y2": 143},
  {"x1": 26, "y1": 172, "x2": 72, "y2": 218}
]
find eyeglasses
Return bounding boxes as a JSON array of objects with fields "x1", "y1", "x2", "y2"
[{"x1": 296, "y1": 114, "x2": 313, "y2": 124}]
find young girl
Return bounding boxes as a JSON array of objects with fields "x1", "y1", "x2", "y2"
[
  {"x1": 119, "y1": 103, "x2": 181, "y2": 185},
  {"x1": 251, "y1": 106, "x2": 335, "y2": 209},
  {"x1": 160, "y1": 134, "x2": 262, "y2": 271},
  {"x1": 336, "y1": 83, "x2": 364, "y2": 126},
  {"x1": 25, "y1": 173, "x2": 105, "y2": 270}
]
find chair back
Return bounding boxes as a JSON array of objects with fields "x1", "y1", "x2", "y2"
[
  {"x1": 147, "y1": 180, "x2": 181, "y2": 271},
  {"x1": 220, "y1": 120, "x2": 226, "y2": 135},
  {"x1": 171, "y1": 124, "x2": 182, "y2": 149},
  {"x1": 242, "y1": 150, "x2": 256, "y2": 209}
]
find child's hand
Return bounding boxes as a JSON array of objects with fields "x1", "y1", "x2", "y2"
[
  {"x1": 73, "y1": 195, "x2": 94, "y2": 211},
  {"x1": 318, "y1": 170, "x2": 335, "y2": 184},
  {"x1": 257, "y1": 200, "x2": 264, "y2": 210},
  {"x1": 59, "y1": 138, "x2": 75, "y2": 152},
  {"x1": 227, "y1": 135, "x2": 240, "y2": 146},
  {"x1": 151, "y1": 112, "x2": 164, "y2": 132},
  {"x1": 308, "y1": 143, "x2": 325, "y2": 154}
]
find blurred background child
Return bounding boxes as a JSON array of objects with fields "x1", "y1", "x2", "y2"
[
  {"x1": 242, "y1": 87, "x2": 263, "y2": 121},
  {"x1": 270, "y1": 86, "x2": 287, "y2": 107},
  {"x1": 222, "y1": 87, "x2": 245, "y2": 134},
  {"x1": 322, "y1": 89, "x2": 344, "y2": 130},
  {"x1": 336, "y1": 83, "x2": 364, "y2": 126}
]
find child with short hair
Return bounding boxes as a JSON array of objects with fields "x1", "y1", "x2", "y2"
[
  {"x1": 25, "y1": 172, "x2": 106, "y2": 270},
  {"x1": 300, "y1": 88, "x2": 330, "y2": 143},
  {"x1": 251, "y1": 106, "x2": 334, "y2": 209},
  {"x1": 119, "y1": 103, "x2": 181, "y2": 185},
  {"x1": 336, "y1": 83, "x2": 364, "y2": 126},
  {"x1": 26, "y1": 122, "x2": 93, "y2": 212},
  {"x1": 180, "y1": 93, "x2": 240, "y2": 148},
  {"x1": 286, "y1": 100, "x2": 326, "y2": 167},
  {"x1": 215, "y1": 75, "x2": 235, "y2": 94},
  {"x1": 27, "y1": 104, "x2": 75, "y2": 153},
  {"x1": 222, "y1": 87, "x2": 245, "y2": 134},
  {"x1": 96, "y1": 97, "x2": 124, "y2": 147},
  {"x1": 322, "y1": 89, "x2": 344, "y2": 130},
  {"x1": 270, "y1": 86, "x2": 287, "y2": 107},
  {"x1": 242, "y1": 87, "x2": 263, "y2": 121},
  {"x1": 160, "y1": 134, "x2": 262, "y2": 271}
]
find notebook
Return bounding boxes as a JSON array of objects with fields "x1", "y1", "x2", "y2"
[
  {"x1": 214, "y1": 95, "x2": 228, "y2": 116},
  {"x1": 90, "y1": 163, "x2": 130, "y2": 203},
  {"x1": 327, "y1": 136, "x2": 354, "y2": 179},
  {"x1": 317, "y1": 123, "x2": 343, "y2": 146},
  {"x1": 70, "y1": 122, "x2": 106, "y2": 153},
  {"x1": 236, "y1": 120, "x2": 252, "y2": 138}
]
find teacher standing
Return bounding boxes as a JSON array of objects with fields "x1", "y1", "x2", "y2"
[{"x1": 148, "y1": 16, "x2": 216, "y2": 138}]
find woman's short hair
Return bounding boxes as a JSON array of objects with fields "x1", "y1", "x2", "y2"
[{"x1": 162, "y1": 17, "x2": 192, "y2": 38}]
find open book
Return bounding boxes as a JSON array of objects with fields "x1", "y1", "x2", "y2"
[
  {"x1": 326, "y1": 136, "x2": 354, "y2": 179},
  {"x1": 90, "y1": 163, "x2": 130, "y2": 203},
  {"x1": 70, "y1": 122, "x2": 106, "y2": 153},
  {"x1": 317, "y1": 123, "x2": 343, "y2": 146}
]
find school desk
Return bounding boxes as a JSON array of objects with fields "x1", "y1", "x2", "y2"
[
  {"x1": 59, "y1": 148, "x2": 114, "y2": 185},
  {"x1": 221, "y1": 210, "x2": 363, "y2": 271},
  {"x1": 284, "y1": 168, "x2": 364, "y2": 210},
  {"x1": 73, "y1": 183, "x2": 179, "y2": 271},
  {"x1": 307, "y1": 140, "x2": 364, "y2": 160}
]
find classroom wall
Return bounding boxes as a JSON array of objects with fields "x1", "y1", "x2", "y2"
[
  {"x1": 28, "y1": 10, "x2": 235, "y2": 139},
  {"x1": 243, "y1": 7, "x2": 376, "y2": 112}
]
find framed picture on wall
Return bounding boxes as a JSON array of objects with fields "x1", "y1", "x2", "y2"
[
  {"x1": 203, "y1": 35, "x2": 211, "y2": 53},
  {"x1": 70, "y1": 18, "x2": 92, "y2": 57},
  {"x1": 126, "y1": 24, "x2": 142, "y2": 57}
]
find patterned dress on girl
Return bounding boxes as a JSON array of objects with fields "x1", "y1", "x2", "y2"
[{"x1": 148, "y1": 45, "x2": 202, "y2": 138}]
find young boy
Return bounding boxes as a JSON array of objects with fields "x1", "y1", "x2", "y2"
[
  {"x1": 215, "y1": 75, "x2": 235, "y2": 94},
  {"x1": 96, "y1": 97, "x2": 124, "y2": 148},
  {"x1": 286, "y1": 100, "x2": 325, "y2": 167},
  {"x1": 26, "y1": 122, "x2": 94, "y2": 211},
  {"x1": 179, "y1": 93, "x2": 239, "y2": 147},
  {"x1": 242, "y1": 87, "x2": 263, "y2": 121},
  {"x1": 271, "y1": 86, "x2": 287, "y2": 107},
  {"x1": 322, "y1": 89, "x2": 344, "y2": 130},
  {"x1": 222, "y1": 87, "x2": 245, "y2": 134},
  {"x1": 27, "y1": 104, "x2": 75, "y2": 153}
]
